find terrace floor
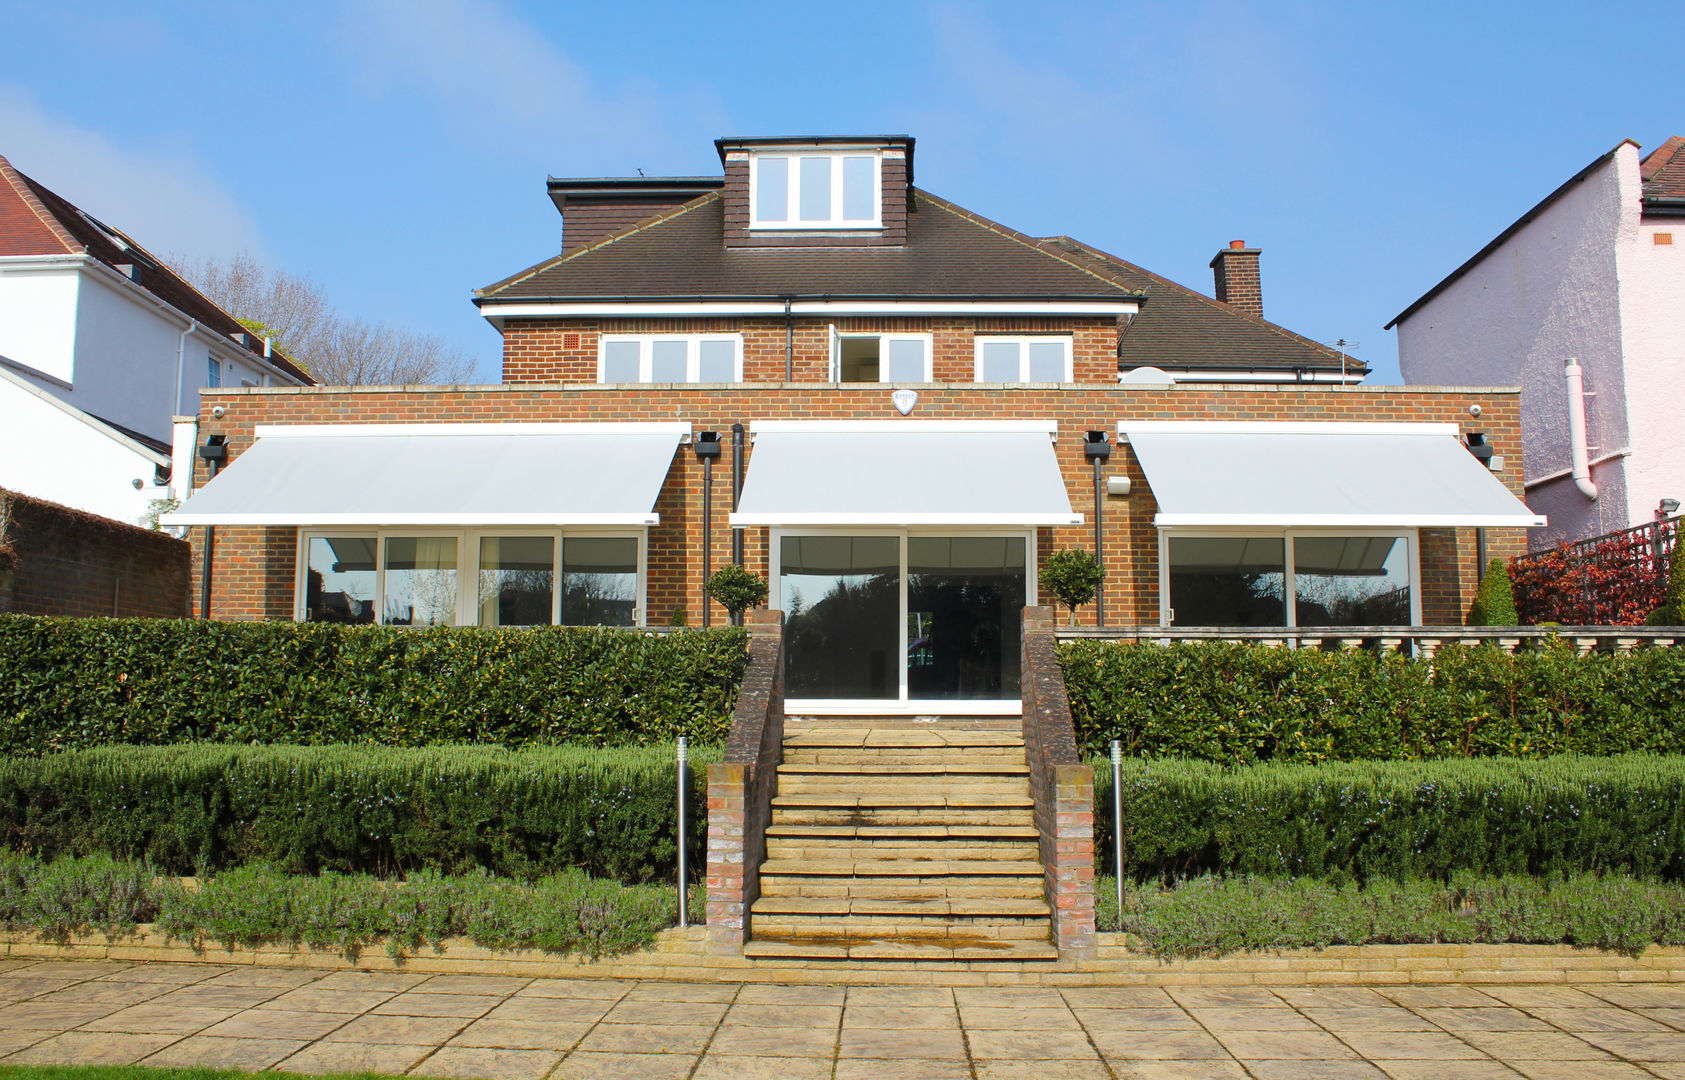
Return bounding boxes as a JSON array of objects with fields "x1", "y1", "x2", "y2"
[{"x1": 2, "y1": 959, "x2": 1684, "y2": 1079}]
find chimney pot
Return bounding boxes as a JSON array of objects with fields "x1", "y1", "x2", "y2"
[{"x1": 1229, "y1": 240, "x2": 1246, "y2": 250}]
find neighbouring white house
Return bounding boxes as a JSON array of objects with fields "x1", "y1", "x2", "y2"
[
  {"x1": 1390, "y1": 137, "x2": 1685, "y2": 549},
  {"x1": 0, "y1": 152, "x2": 312, "y2": 526}
]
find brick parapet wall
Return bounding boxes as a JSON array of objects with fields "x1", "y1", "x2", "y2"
[
  {"x1": 0, "y1": 489, "x2": 189, "y2": 619},
  {"x1": 501, "y1": 316, "x2": 1119, "y2": 384},
  {"x1": 1021, "y1": 606, "x2": 1097, "y2": 958},
  {"x1": 189, "y1": 383, "x2": 1528, "y2": 627},
  {"x1": 706, "y1": 609, "x2": 785, "y2": 950}
]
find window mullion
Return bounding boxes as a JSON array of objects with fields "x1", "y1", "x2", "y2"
[{"x1": 1284, "y1": 533, "x2": 1297, "y2": 628}]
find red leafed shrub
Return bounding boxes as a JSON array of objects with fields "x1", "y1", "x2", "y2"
[{"x1": 1511, "y1": 520, "x2": 1678, "y2": 625}]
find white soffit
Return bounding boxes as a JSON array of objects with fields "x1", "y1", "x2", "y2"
[
  {"x1": 162, "y1": 423, "x2": 687, "y2": 526},
  {"x1": 731, "y1": 420, "x2": 1081, "y2": 526},
  {"x1": 1118, "y1": 421, "x2": 1546, "y2": 528}
]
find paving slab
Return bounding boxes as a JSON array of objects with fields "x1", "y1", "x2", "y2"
[
  {"x1": 277, "y1": 1040, "x2": 435, "y2": 1075},
  {"x1": 143, "y1": 1035, "x2": 308, "y2": 1071},
  {"x1": 551, "y1": 1050, "x2": 697, "y2": 1080},
  {"x1": 692, "y1": 1054, "x2": 836, "y2": 1080},
  {"x1": 410, "y1": 1046, "x2": 563, "y2": 1079}
]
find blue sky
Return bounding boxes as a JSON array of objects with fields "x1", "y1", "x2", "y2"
[{"x1": 0, "y1": 0, "x2": 1677, "y2": 384}]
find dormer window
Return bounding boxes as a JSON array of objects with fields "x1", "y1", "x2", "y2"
[{"x1": 751, "y1": 151, "x2": 881, "y2": 230}]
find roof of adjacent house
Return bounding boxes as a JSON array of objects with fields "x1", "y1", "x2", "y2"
[
  {"x1": 0, "y1": 154, "x2": 313, "y2": 385},
  {"x1": 1642, "y1": 136, "x2": 1685, "y2": 209},
  {"x1": 478, "y1": 189, "x2": 1143, "y2": 303},
  {"x1": 1040, "y1": 236, "x2": 1367, "y2": 375}
]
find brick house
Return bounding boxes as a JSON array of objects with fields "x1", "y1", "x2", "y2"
[{"x1": 167, "y1": 134, "x2": 1539, "y2": 715}]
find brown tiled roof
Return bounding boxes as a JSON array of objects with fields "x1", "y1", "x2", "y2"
[
  {"x1": 0, "y1": 154, "x2": 313, "y2": 385},
  {"x1": 478, "y1": 189, "x2": 1144, "y2": 302},
  {"x1": 1642, "y1": 136, "x2": 1685, "y2": 207},
  {"x1": 1040, "y1": 237, "x2": 1366, "y2": 375}
]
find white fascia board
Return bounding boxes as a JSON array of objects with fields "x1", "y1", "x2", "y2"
[
  {"x1": 0, "y1": 363, "x2": 170, "y2": 466},
  {"x1": 162, "y1": 511, "x2": 661, "y2": 527},
  {"x1": 731, "y1": 512, "x2": 1083, "y2": 526},
  {"x1": 1125, "y1": 369, "x2": 1365, "y2": 384},
  {"x1": 252, "y1": 422, "x2": 692, "y2": 439},
  {"x1": 480, "y1": 299, "x2": 1139, "y2": 319},
  {"x1": 1153, "y1": 513, "x2": 1546, "y2": 528},
  {"x1": 749, "y1": 420, "x2": 1059, "y2": 436},
  {"x1": 1119, "y1": 421, "x2": 1461, "y2": 440}
]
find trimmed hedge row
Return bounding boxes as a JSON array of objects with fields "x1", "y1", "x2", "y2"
[
  {"x1": 0, "y1": 615, "x2": 747, "y2": 752},
  {"x1": 1093, "y1": 754, "x2": 1685, "y2": 884},
  {"x1": 0, "y1": 744, "x2": 715, "y2": 882},
  {"x1": 1062, "y1": 638, "x2": 1685, "y2": 763}
]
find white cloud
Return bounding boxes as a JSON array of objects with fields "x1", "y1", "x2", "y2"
[
  {"x1": 340, "y1": 0, "x2": 727, "y2": 173},
  {"x1": 0, "y1": 85, "x2": 264, "y2": 264}
]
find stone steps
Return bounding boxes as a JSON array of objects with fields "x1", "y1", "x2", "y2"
[{"x1": 750, "y1": 717, "x2": 1052, "y2": 963}]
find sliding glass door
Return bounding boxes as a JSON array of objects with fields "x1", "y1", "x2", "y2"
[{"x1": 775, "y1": 531, "x2": 1030, "y2": 711}]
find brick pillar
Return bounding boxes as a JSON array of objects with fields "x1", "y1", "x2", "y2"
[
  {"x1": 1209, "y1": 241, "x2": 1263, "y2": 319},
  {"x1": 705, "y1": 608, "x2": 784, "y2": 951},
  {"x1": 1020, "y1": 605, "x2": 1097, "y2": 957}
]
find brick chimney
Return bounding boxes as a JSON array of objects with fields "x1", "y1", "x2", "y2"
[{"x1": 1210, "y1": 240, "x2": 1262, "y2": 318}]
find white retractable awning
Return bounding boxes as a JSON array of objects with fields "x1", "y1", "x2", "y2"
[
  {"x1": 1118, "y1": 421, "x2": 1546, "y2": 528},
  {"x1": 730, "y1": 420, "x2": 1082, "y2": 527},
  {"x1": 163, "y1": 422, "x2": 688, "y2": 526}
]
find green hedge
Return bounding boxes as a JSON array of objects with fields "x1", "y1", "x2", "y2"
[
  {"x1": 0, "y1": 616, "x2": 747, "y2": 752},
  {"x1": 1096, "y1": 873, "x2": 1685, "y2": 957},
  {"x1": 1092, "y1": 754, "x2": 1685, "y2": 884},
  {"x1": 0, "y1": 744, "x2": 715, "y2": 882},
  {"x1": 1062, "y1": 638, "x2": 1685, "y2": 763}
]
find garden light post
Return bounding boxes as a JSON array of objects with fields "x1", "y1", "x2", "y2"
[
  {"x1": 1111, "y1": 739, "x2": 1124, "y2": 927},
  {"x1": 676, "y1": 736, "x2": 689, "y2": 928}
]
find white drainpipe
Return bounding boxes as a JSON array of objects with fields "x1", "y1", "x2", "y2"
[
  {"x1": 173, "y1": 319, "x2": 200, "y2": 416},
  {"x1": 1564, "y1": 357, "x2": 1598, "y2": 501}
]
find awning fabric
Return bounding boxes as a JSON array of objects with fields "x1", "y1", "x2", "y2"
[
  {"x1": 163, "y1": 423, "x2": 687, "y2": 526},
  {"x1": 730, "y1": 421, "x2": 1081, "y2": 527},
  {"x1": 1119, "y1": 421, "x2": 1545, "y2": 528}
]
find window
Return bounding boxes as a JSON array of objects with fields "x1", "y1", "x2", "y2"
[
  {"x1": 832, "y1": 331, "x2": 932, "y2": 383},
  {"x1": 206, "y1": 357, "x2": 221, "y2": 388},
  {"x1": 598, "y1": 335, "x2": 742, "y2": 383},
  {"x1": 298, "y1": 530, "x2": 644, "y2": 626},
  {"x1": 751, "y1": 151, "x2": 881, "y2": 229},
  {"x1": 1163, "y1": 531, "x2": 1417, "y2": 628},
  {"x1": 974, "y1": 336, "x2": 1073, "y2": 383}
]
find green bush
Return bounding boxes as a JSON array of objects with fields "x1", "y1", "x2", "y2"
[
  {"x1": 1649, "y1": 547, "x2": 1685, "y2": 625},
  {"x1": 0, "y1": 616, "x2": 747, "y2": 753},
  {"x1": 1091, "y1": 754, "x2": 1685, "y2": 883},
  {"x1": 704, "y1": 564, "x2": 768, "y2": 619},
  {"x1": 1095, "y1": 873, "x2": 1685, "y2": 957},
  {"x1": 0, "y1": 744, "x2": 716, "y2": 882},
  {"x1": 1468, "y1": 557, "x2": 1519, "y2": 625},
  {"x1": 1061, "y1": 637, "x2": 1685, "y2": 763}
]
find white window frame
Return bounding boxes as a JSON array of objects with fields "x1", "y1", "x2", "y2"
[
  {"x1": 597, "y1": 334, "x2": 743, "y2": 384},
  {"x1": 749, "y1": 150, "x2": 883, "y2": 230},
  {"x1": 206, "y1": 355, "x2": 222, "y2": 388},
  {"x1": 294, "y1": 527, "x2": 648, "y2": 627},
  {"x1": 768, "y1": 526, "x2": 1037, "y2": 715},
  {"x1": 1156, "y1": 527, "x2": 1423, "y2": 628},
  {"x1": 828, "y1": 327, "x2": 934, "y2": 384},
  {"x1": 972, "y1": 335, "x2": 1075, "y2": 383}
]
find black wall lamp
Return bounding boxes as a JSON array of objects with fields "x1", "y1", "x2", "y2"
[
  {"x1": 695, "y1": 432, "x2": 721, "y2": 626},
  {"x1": 1084, "y1": 430, "x2": 1110, "y2": 626}
]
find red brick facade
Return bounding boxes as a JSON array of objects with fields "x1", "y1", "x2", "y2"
[
  {"x1": 188, "y1": 377, "x2": 1527, "y2": 629},
  {"x1": 1, "y1": 489, "x2": 190, "y2": 619}
]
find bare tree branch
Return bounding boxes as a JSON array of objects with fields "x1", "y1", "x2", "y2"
[{"x1": 168, "y1": 251, "x2": 479, "y2": 386}]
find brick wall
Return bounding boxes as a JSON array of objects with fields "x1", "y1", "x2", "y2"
[
  {"x1": 501, "y1": 316, "x2": 1121, "y2": 385},
  {"x1": 0, "y1": 489, "x2": 189, "y2": 619},
  {"x1": 189, "y1": 383, "x2": 1528, "y2": 628}
]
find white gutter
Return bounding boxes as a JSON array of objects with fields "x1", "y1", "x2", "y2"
[
  {"x1": 1564, "y1": 357, "x2": 1599, "y2": 500},
  {"x1": 1118, "y1": 368, "x2": 1366, "y2": 385},
  {"x1": 173, "y1": 319, "x2": 199, "y2": 416}
]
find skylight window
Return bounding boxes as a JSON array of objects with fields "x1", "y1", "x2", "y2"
[{"x1": 751, "y1": 151, "x2": 881, "y2": 229}]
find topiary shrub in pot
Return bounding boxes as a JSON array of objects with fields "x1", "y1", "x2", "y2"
[
  {"x1": 1039, "y1": 548, "x2": 1104, "y2": 627},
  {"x1": 1467, "y1": 558, "x2": 1518, "y2": 626},
  {"x1": 705, "y1": 564, "x2": 769, "y2": 625}
]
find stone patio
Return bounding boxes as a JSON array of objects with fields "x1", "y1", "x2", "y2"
[{"x1": 4, "y1": 959, "x2": 1685, "y2": 1078}]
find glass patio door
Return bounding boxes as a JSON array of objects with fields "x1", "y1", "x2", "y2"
[{"x1": 777, "y1": 531, "x2": 1029, "y2": 712}]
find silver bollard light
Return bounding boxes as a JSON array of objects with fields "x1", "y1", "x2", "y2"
[
  {"x1": 676, "y1": 736, "x2": 688, "y2": 929},
  {"x1": 1110, "y1": 739, "x2": 1124, "y2": 928}
]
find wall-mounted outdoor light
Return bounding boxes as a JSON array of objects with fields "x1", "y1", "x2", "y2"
[
  {"x1": 1661, "y1": 498, "x2": 1681, "y2": 518},
  {"x1": 1084, "y1": 431, "x2": 1110, "y2": 626},
  {"x1": 1464, "y1": 432, "x2": 1496, "y2": 469},
  {"x1": 696, "y1": 431, "x2": 722, "y2": 627}
]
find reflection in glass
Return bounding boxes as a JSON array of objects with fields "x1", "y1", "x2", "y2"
[
  {"x1": 562, "y1": 537, "x2": 638, "y2": 626},
  {"x1": 478, "y1": 536, "x2": 555, "y2": 626},
  {"x1": 1293, "y1": 536, "x2": 1411, "y2": 626},
  {"x1": 1168, "y1": 536, "x2": 1285, "y2": 626},
  {"x1": 384, "y1": 536, "x2": 459, "y2": 626},
  {"x1": 908, "y1": 536, "x2": 1026, "y2": 700},
  {"x1": 304, "y1": 536, "x2": 376, "y2": 623},
  {"x1": 781, "y1": 535, "x2": 899, "y2": 699}
]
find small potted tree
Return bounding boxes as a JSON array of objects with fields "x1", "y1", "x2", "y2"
[
  {"x1": 1466, "y1": 558, "x2": 1518, "y2": 626},
  {"x1": 1038, "y1": 549, "x2": 1104, "y2": 627},
  {"x1": 705, "y1": 563, "x2": 769, "y2": 626}
]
